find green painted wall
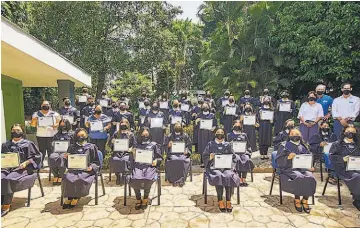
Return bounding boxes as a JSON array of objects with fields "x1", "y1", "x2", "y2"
[{"x1": 1, "y1": 75, "x2": 24, "y2": 140}]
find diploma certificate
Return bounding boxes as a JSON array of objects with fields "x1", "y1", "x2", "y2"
[
  {"x1": 346, "y1": 156, "x2": 360, "y2": 171},
  {"x1": 225, "y1": 107, "x2": 236, "y2": 116},
  {"x1": 322, "y1": 143, "x2": 333, "y2": 153},
  {"x1": 62, "y1": 115, "x2": 74, "y2": 124},
  {"x1": 90, "y1": 121, "x2": 103, "y2": 132},
  {"x1": 78, "y1": 95, "x2": 87, "y2": 103},
  {"x1": 38, "y1": 116, "x2": 54, "y2": 127},
  {"x1": 172, "y1": 142, "x2": 186, "y2": 153},
  {"x1": 279, "y1": 103, "x2": 291, "y2": 112},
  {"x1": 214, "y1": 154, "x2": 233, "y2": 169},
  {"x1": 171, "y1": 116, "x2": 182, "y2": 124},
  {"x1": 113, "y1": 139, "x2": 129, "y2": 152},
  {"x1": 243, "y1": 115, "x2": 256, "y2": 126},
  {"x1": 160, "y1": 102, "x2": 168, "y2": 109},
  {"x1": 151, "y1": 118, "x2": 163, "y2": 128},
  {"x1": 54, "y1": 141, "x2": 69, "y2": 153},
  {"x1": 181, "y1": 104, "x2": 190, "y2": 112},
  {"x1": 140, "y1": 116, "x2": 145, "y2": 124},
  {"x1": 99, "y1": 99, "x2": 109, "y2": 107},
  {"x1": 135, "y1": 149, "x2": 153, "y2": 164},
  {"x1": 261, "y1": 111, "x2": 274, "y2": 121},
  {"x1": 232, "y1": 141, "x2": 247, "y2": 153},
  {"x1": 1, "y1": 152, "x2": 20, "y2": 169},
  {"x1": 139, "y1": 102, "x2": 145, "y2": 109},
  {"x1": 292, "y1": 154, "x2": 313, "y2": 169},
  {"x1": 67, "y1": 154, "x2": 89, "y2": 170},
  {"x1": 200, "y1": 119, "x2": 213, "y2": 130},
  {"x1": 222, "y1": 100, "x2": 229, "y2": 107}
]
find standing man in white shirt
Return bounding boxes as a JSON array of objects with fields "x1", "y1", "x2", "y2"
[
  {"x1": 30, "y1": 100, "x2": 61, "y2": 165},
  {"x1": 332, "y1": 83, "x2": 360, "y2": 139},
  {"x1": 298, "y1": 91, "x2": 324, "y2": 142}
]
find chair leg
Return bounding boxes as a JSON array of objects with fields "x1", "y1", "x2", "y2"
[
  {"x1": 27, "y1": 188, "x2": 31, "y2": 207},
  {"x1": 190, "y1": 159, "x2": 193, "y2": 182},
  {"x1": 38, "y1": 172, "x2": 45, "y2": 197},
  {"x1": 100, "y1": 173, "x2": 105, "y2": 196},
  {"x1": 337, "y1": 177, "x2": 342, "y2": 205},
  {"x1": 269, "y1": 171, "x2": 275, "y2": 195},
  {"x1": 95, "y1": 174, "x2": 99, "y2": 205},
  {"x1": 279, "y1": 176, "x2": 283, "y2": 205},
  {"x1": 204, "y1": 176, "x2": 208, "y2": 204},
  {"x1": 129, "y1": 184, "x2": 131, "y2": 197},
  {"x1": 202, "y1": 173, "x2": 205, "y2": 195},
  {"x1": 320, "y1": 159, "x2": 323, "y2": 182},
  {"x1": 158, "y1": 173, "x2": 161, "y2": 205},
  {"x1": 312, "y1": 195, "x2": 315, "y2": 205},
  {"x1": 250, "y1": 170, "x2": 254, "y2": 182},
  {"x1": 60, "y1": 183, "x2": 64, "y2": 206},
  {"x1": 48, "y1": 169, "x2": 51, "y2": 182},
  {"x1": 322, "y1": 175, "x2": 330, "y2": 196},
  {"x1": 124, "y1": 177, "x2": 127, "y2": 206},
  {"x1": 109, "y1": 172, "x2": 111, "y2": 182},
  {"x1": 237, "y1": 186, "x2": 240, "y2": 204}
]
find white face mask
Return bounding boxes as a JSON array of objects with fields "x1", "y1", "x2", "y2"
[
  {"x1": 244, "y1": 95, "x2": 250, "y2": 98},
  {"x1": 203, "y1": 111, "x2": 209, "y2": 115}
]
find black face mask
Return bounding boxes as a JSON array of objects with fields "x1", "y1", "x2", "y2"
[
  {"x1": 89, "y1": 102, "x2": 95, "y2": 106},
  {"x1": 142, "y1": 94, "x2": 146, "y2": 97},
  {"x1": 11, "y1": 132, "x2": 23, "y2": 139},
  {"x1": 263, "y1": 91, "x2": 269, "y2": 95},
  {"x1": 174, "y1": 127, "x2": 182, "y2": 133},
  {"x1": 245, "y1": 92, "x2": 250, "y2": 95},
  {"x1": 225, "y1": 93, "x2": 230, "y2": 96},
  {"x1": 120, "y1": 125, "x2": 128, "y2": 130},
  {"x1": 112, "y1": 104, "x2": 118, "y2": 108},
  {"x1": 206, "y1": 94, "x2": 211, "y2": 98},
  {"x1": 287, "y1": 125, "x2": 295, "y2": 130},
  {"x1": 101, "y1": 93, "x2": 106, "y2": 96},
  {"x1": 233, "y1": 126, "x2": 242, "y2": 131},
  {"x1": 316, "y1": 91, "x2": 324, "y2": 96},
  {"x1": 343, "y1": 90, "x2": 351, "y2": 95},
  {"x1": 152, "y1": 106, "x2": 159, "y2": 111},
  {"x1": 142, "y1": 136, "x2": 150, "y2": 142},
  {"x1": 282, "y1": 94, "x2": 288, "y2": 98},
  {"x1": 144, "y1": 102, "x2": 150, "y2": 107},
  {"x1": 216, "y1": 134, "x2": 225, "y2": 140},
  {"x1": 173, "y1": 104, "x2": 179, "y2": 108},
  {"x1": 322, "y1": 128, "x2": 330, "y2": 132},
  {"x1": 94, "y1": 110, "x2": 102, "y2": 115},
  {"x1": 344, "y1": 132, "x2": 354, "y2": 139},
  {"x1": 264, "y1": 101, "x2": 270, "y2": 105},
  {"x1": 77, "y1": 136, "x2": 87, "y2": 143},
  {"x1": 42, "y1": 105, "x2": 50, "y2": 111},
  {"x1": 58, "y1": 126, "x2": 65, "y2": 131},
  {"x1": 308, "y1": 97, "x2": 316, "y2": 102},
  {"x1": 290, "y1": 136, "x2": 301, "y2": 142},
  {"x1": 120, "y1": 107, "x2": 126, "y2": 111},
  {"x1": 229, "y1": 99, "x2": 234, "y2": 103},
  {"x1": 64, "y1": 101, "x2": 71, "y2": 106}
]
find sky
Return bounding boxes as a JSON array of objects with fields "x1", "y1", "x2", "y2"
[{"x1": 169, "y1": 1, "x2": 203, "y2": 23}]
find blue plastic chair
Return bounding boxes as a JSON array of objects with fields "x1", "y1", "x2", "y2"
[{"x1": 321, "y1": 152, "x2": 342, "y2": 205}]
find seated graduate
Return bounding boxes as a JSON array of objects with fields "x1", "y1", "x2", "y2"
[
  {"x1": 144, "y1": 101, "x2": 167, "y2": 145},
  {"x1": 1, "y1": 124, "x2": 41, "y2": 217},
  {"x1": 273, "y1": 119, "x2": 295, "y2": 151},
  {"x1": 108, "y1": 118, "x2": 135, "y2": 185},
  {"x1": 329, "y1": 125, "x2": 360, "y2": 211},
  {"x1": 227, "y1": 120, "x2": 254, "y2": 187},
  {"x1": 129, "y1": 127, "x2": 163, "y2": 210},
  {"x1": 164, "y1": 122, "x2": 192, "y2": 187},
  {"x1": 49, "y1": 119, "x2": 73, "y2": 186},
  {"x1": 275, "y1": 128, "x2": 316, "y2": 213},
  {"x1": 309, "y1": 121, "x2": 337, "y2": 169},
  {"x1": 169, "y1": 100, "x2": 185, "y2": 134},
  {"x1": 62, "y1": 128, "x2": 100, "y2": 209},
  {"x1": 203, "y1": 126, "x2": 240, "y2": 213}
]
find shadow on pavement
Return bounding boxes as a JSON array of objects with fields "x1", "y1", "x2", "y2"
[
  {"x1": 112, "y1": 196, "x2": 147, "y2": 215},
  {"x1": 42, "y1": 196, "x2": 91, "y2": 215}
]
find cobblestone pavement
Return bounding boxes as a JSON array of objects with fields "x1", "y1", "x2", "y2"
[{"x1": 2, "y1": 172, "x2": 360, "y2": 228}]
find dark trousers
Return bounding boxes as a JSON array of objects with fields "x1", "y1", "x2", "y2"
[
  {"x1": 259, "y1": 145, "x2": 269, "y2": 155},
  {"x1": 37, "y1": 137, "x2": 53, "y2": 163},
  {"x1": 51, "y1": 167, "x2": 66, "y2": 178},
  {"x1": 134, "y1": 189, "x2": 151, "y2": 200},
  {"x1": 215, "y1": 186, "x2": 231, "y2": 201},
  {"x1": 239, "y1": 172, "x2": 247, "y2": 178},
  {"x1": 90, "y1": 138, "x2": 107, "y2": 157},
  {"x1": 1, "y1": 194, "x2": 14, "y2": 205}
]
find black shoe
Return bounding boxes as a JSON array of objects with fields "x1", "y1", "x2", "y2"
[
  {"x1": 179, "y1": 182, "x2": 184, "y2": 187},
  {"x1": 264, "y1": 156, "x2": 269, "y2": 160},
  {"x1": 242, "y1": 182, "x2": 249, "y2": 187},
  {"x1": 62, "y1": 203, "x2": 70, "y2": 209},
  {"x1": 294, "y1": 200, "x2": 302, "y2": 212},
  {"x1": 218, "y1": 201, "x2": 226, "y2": 212},
  {"x1": 1, "y1": 209, "x2": 9, "y2": 217},
  {"x1": 301, "y1": 200, "x2": 311, "y2": 213},
  {"x1": 142, "y1": 199, "x2": 149, "y2": 210},
  {"x1": 260, "y1": 156, "x2": 265, "y2": 160},
  {"x1": 200, "y1": 165, "x2": 205, "y2": 168},
  {"x1": 135, "y1": 200, "x2": 142, "y2": 210},
  {"x1": 353, "y1": 200, "x2": 360, "y2": 211}
]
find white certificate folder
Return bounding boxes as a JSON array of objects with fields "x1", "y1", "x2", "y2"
[
  {"x1": 292, "y1": 154, "x2": 313, "y2": 169},
  {"x1": 54, "y1": 141, "x2": 69, "y2": 153},
  {"x1": 67, "y1": 154, "x2": 89, "y2": 170},
  {"x1": 347, "y1": 156, "x2": 360, "y2": 171},
  {"x1": 135, "y1": 149, "x2": 153, "y2": 164},
  {"x1": 172, "y1": 142, "x2": 185, "y2": 153},
  {"x1": 1, "y1": 152, "x2": 20, "y2": 169},
  {"x1": 214, "y1": 154, "x2": 233, "y2": 169}
]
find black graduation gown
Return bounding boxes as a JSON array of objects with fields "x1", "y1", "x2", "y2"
[
  {"x1": 191, "y1": 106, "x2": 201, "y2": 145},
  {"x1": 63, "y1": 143, "x2": 100, "y2": 197},
  {"x1": 309, "y1": 132, "x2": 337, "y2": 159},
  {"x1": 1, "y1": 140, "x2": 41, "y2": 195},
  {"x1": 106, "y1": 108, "x2": 119, "y2": 136},
  {"x1": 227, "y1": 132, "x2": 254, "y2": 172},
  {"x1": 80, "y1": 105, "x2": 95, "y2": 128},
  {"x1": 197, "y1": 112, "x2": 217, "y2": 155},
  {"x1": 275, "y1": 142, "x2": 316, "y2": 196},
  {"x1": 274, "y1": 99, "x2": 296, "y2": 135},
  {"x1": 59, "y1": 106, "x2": 79, "y2": 130},
  {"x1": 169, "y1": 108, "x2": 185, "y2": 133},
  {"x1": 159, "y1": 100, "x2": 171, "y2": 122},
  {"x1": 179, "y1": 98, "x2": 192, "y2": 126},
  {"x1": 108, "y1": 131, "x2": 136, "y2": 173},
  {"x1": 330, "y1": 141, "x2": 360, "y2": 199},
  {"x1": 222, "y1": 103, "x2": 241, "y2": 134},
  {"x1": 144, "y1": 111, "x2": 166, "y2": 145},
  {"x1": 242, "y1": 112, "x2": 258, "y2": 152},
  {"x1": 273, "y1": 131, "x2": 289, "y2": 151},
  {"x1": 113, "y1": 111, "x2": 135, "y2": 130},
  {"x1": 48, "y1": 132, "x2": 73, "y2": 170},
  {"x1": 257, "y1": 107, "x2": 273, "y2": 147},
  {"x1": 163, "y1": 133, "x2": 192, "y2": 184}
]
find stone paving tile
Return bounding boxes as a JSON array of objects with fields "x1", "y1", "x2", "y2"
[{"x1": 1, "y1": 173, "x2": 360, "y2": 228}]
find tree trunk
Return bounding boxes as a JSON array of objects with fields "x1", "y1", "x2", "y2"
[{"x1": 96, "y1": 71, "x2": 106, "y2": 101}]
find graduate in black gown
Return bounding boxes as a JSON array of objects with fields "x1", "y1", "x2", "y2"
[
  {"x1": 62, "y1": 128, "x2": 100, "y2": 209},
  {"x1": 191, "y1": 98, "x2": 203, "y2": 152},
  {"x1": 49, "y1": 119, "x2": 73, "y2": 185},
  {"x1": 164, "y1": 122, "x2": 192, "y2": 186},
  {"x1": 106, "y1": 100, "x2": 119, "y2": 136},
  {"x1": 59, "y1": 97, "x2": 80, "y2": 130},
  {"x1": 238, "y1": 90, "x2": 261, "y2": 113},
  {"x1": 196, "y1": 103, "x2": 217, "y2": 160},
  {"x1": 144, "y1": 101, "x2": 167, "y2": 145},
  {"x1": 97, "y1": 90, "x2": 112, "y2": 113},
  {"x1": 275, "y1": 128, "x2": 316, "y2": 213},
  {"x1": 221, "y1": 96, "x2": 241, "y2": 134},
  {"x1": 241, "y1": 103, "x2": 258, "y2": 152},
  {"x1": 274, "y1": 90, "x2": 296, "y2": 135},
  {"x1": 218, "y1": 90, "x2": 231, "y2": 125},
  {"x1": 257, "y1": 97, "x2": 274, "y2": 159},
  {"x1": 1, "y1": 124, "x2": 41, "y2": 217},
  {"x1": 108, "y1": 119, "x2": 135, "y2": 185},
  {"x1": 330, "y1": 125, "x2": 360, "y2": 211},
  {"x1": 179, "y1": 91, "x2": 192, "y2": 126},
  {"x1": 159, "y1": 92, "x2": 171, "y2": 122},
  {"x1": 203, "y1": 126, "x2": 240, "y2": 212},
  {"x1": 204, "y1": 90, "x2": 216, "y2": 114},
  {"x1": 273, "y1": 119, "x2": 295, "y2": 151},
  {"x1": 80, "y1": 96, "x2": 96, "y2": 128},
  {"x1": 113, "y1": 102, "x2": 135, "y2": 131},
  {"x1": 76, "y1": 87, "x2": 90, "y2": 113},
  {"x1": 138, "y1": 99, "x2": 151, "y2": 128},
  {"x1": 227, "y1": 120, "x2": 254, "y2": 187},
  {"x1": 169, "y1": 100, "x2": 185, "y2": 133},
  {"x1": 129, "y1": 127, "x2": 163, "y2": 210}
]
